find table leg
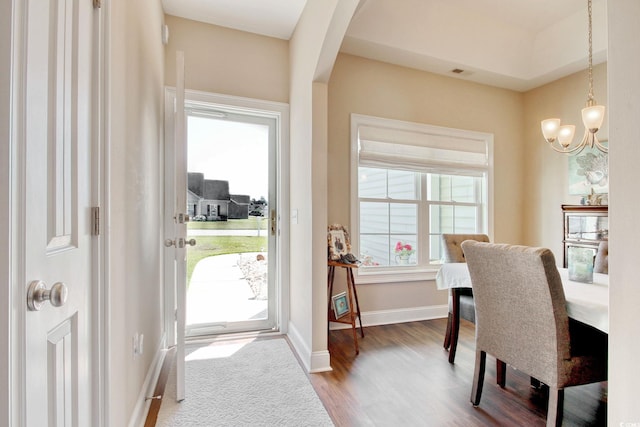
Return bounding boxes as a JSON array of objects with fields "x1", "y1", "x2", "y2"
[
  {"x1": 348, "y1": 267, "x2": 364, "y2": 338},
  {"x1": 327, "y1": 266, "x2": 335, "y2": 342},
  {"x1": 497, "y1": 359, "x2": 506, "y2": 388},
  {"x1": 346, "y1": 269, "x2": 359, "y2": 354}
]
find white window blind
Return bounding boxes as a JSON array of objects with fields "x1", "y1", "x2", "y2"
[{"x1": 357, "y1": 121, "x2": 489, "y2": 176}]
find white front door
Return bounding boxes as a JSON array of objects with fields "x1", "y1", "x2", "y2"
[{"x1": 21, "y1": 0, "x2": 96, "y2": 425}]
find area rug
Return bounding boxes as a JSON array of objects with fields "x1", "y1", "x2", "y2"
[{"x1": 156, "y1": 338, "x2": 334, "y2": 427}]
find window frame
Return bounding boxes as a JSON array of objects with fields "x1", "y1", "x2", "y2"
[{"x1": 350, "y1": 114, "x2": 494, "y2": 284}]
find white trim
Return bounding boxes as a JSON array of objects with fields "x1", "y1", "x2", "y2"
[
  {"x1": 287, "y1": 304, "x2": 449, "y2": 373},
  {"x1": 287, "y1": 321, "x2": 332, "y2": 373},
  {"x1": 308, "y1": 351, "x2": 333, "y2": 373},
  {"x1": 163, "y1": 87, "x2": 291, "y2": 340},
  {"x1": 127, "y1": 346, "x2": 168, "y2": 427},
  {"x1": 354, "y1": 268, "x2": 438, "y2": 284},
  {"x1": 8, "y1": 0, "x2": 27, "y2": 424},
  {"x1": 329, "y1": 305, "x2": 448, "y2": 330},
  {"x1": 93, "y1": 1, "x2": 110, "y2": 426}
]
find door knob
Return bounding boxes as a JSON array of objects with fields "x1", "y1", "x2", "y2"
[
  {"x1": 27, "y1": 280, "x2": 68, "y2": 311},
  {"x1": 165, "y1": 238, "x2": 196, "y2": 248}
]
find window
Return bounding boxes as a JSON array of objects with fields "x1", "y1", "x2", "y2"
[{"x1": 350, "y1": 114, "x2": 493, "y2": 283}]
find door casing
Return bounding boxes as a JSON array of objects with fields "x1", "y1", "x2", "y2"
[{"x1": 163, "y1": 88, "x2": 291, "y2": 346}]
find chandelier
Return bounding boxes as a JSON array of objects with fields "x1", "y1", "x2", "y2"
[{"x1": 541, "y1": 0, "x2": 607, "y2": 154}]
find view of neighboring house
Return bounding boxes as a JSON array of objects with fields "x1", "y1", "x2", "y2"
[{"x1": 187, "y1": 172, "x2": 250, "y2": 220}]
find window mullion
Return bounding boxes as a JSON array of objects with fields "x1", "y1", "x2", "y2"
[{"x1": 419, "y1": 173, "x2": 428, "y2": 266}]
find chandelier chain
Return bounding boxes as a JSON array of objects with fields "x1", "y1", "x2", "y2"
[{"x1": 587, "y1": 0, "x2": 594, "y2": 103}]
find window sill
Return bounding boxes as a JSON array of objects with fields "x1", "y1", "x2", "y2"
[{"x1": 353, "y1": 266, "x2": 439, "y2": 284}]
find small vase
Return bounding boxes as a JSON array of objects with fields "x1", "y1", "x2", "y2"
[{"x1": 397, "y1": 254, "x2": 410, "y2": 265}]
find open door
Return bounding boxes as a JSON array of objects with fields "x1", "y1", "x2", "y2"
[
  {"x1": 163, "y1": 60, "x2": 289, "y2": 402},
  {"x1": 164, "y1": 51, "x2": 187, "y2": 401}
]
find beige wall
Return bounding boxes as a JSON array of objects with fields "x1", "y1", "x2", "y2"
[
  {"x1": 164, "y1": 15, "x2": 289, "y2": 103},
  {"x1": 328, "y1": 53, "x2": 525, "y2": 311},
  {"x1": 607, "y1": 0, "x2": 640, "y2": 421},
  {"x1": 108, "y1": 0, "x2": 166, "y2": 424},
  {"x1": 522, "y1": 63, "x2": 607, "y2": 260}
]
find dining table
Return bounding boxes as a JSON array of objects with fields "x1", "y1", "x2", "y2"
[{"x1": 436, "y1": 262, "x2": 609, "y2": 334}]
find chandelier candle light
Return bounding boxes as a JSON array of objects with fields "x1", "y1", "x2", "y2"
[{"x1": 541, "y1": 0, "x2": 607, "y2": 155}]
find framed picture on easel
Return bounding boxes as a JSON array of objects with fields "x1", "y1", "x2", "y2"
[
  {"x1": 331, "y1": 291, "x2": 350, "y2": 318},
  {"x1": 327, "y1": 224, "x2": 350, "y2": 260}
]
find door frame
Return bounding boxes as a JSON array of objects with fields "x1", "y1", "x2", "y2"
[
  {"x1": 163, "y1": 88, "x2": 290, "y2": 344},
  {"x1": 2, "y1": 0, "x2": 109, "y2": 425}
]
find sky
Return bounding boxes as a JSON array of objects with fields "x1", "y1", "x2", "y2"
[{"x1": 187, "y1": 116, "x2": 269, "y2": 200}]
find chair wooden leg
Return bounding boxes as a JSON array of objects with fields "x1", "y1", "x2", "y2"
[
  {"x1": 443, "y1": 312, "x2": 452, "y2": 349},
  {"x1": 496, "y1": 359, "x2": 506, "y2": 388},
  {"x1": 546, "y1": 387, "x2": 564, "y2": 427},
  {"x1": 470, "y1": 350, "x2": 486, "y2": 406},
  {"x1": 448, "y1": 289, "x2": 461, "y2": 364}
]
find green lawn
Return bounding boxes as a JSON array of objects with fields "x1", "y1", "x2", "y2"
[
  {"x1": 186, "y1": 235, "x2": 267, "y2": 286},
  {"x1": 188, "y1": 218, "x2": 267, "y2": 230}
]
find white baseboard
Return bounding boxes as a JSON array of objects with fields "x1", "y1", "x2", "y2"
[
  {"x1": 289, "y1": 305, "x2": 447, "y2": 373},
  {"x1": 286, "y1": 321, "x2": 332, "y2": 373},
  {"x1": 330, "y1": 305, "x2": 448, "y2": 330},
  {"x1": 128, "y1": 346, "x2": 169, "y2": 427}
]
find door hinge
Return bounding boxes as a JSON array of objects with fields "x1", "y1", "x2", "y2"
[
  {"x1": 91, "y1": 207, "x2": 100, "y2": 236},
  {"x1": 93, "y1": 0, "x2": 101, "y2": 9},
  {"x1": 270, "y1": 209, "x2": 277, "y2": 236}
]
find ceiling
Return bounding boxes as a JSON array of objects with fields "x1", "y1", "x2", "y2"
[{"x1": 161, "y1": 0, "x2": 608, "y2": 92}]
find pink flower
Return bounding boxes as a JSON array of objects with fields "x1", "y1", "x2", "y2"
[{"x1": 394, "y1": 241, "x2": 415, "y2": 256}]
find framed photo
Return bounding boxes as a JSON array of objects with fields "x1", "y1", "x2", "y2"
[
  {"x1": 568, "y1": 142, "x2": 608, "y2": 196},
  {"x1": 331, "y1": 292, "x2": 350, "y2": 318},
  {"x1": 328, "y1": 224, "x2": 351, "y2": 260}
]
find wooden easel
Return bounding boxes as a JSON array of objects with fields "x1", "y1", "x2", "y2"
[{"x1": 327, "y1": 260, "x2": 364, "y2": 354}]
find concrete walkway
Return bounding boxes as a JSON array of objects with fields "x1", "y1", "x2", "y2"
[{"x1": 186, "y1": 253, "x2": 267, "y2": 329}]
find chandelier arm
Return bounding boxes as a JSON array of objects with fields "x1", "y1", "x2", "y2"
[
  {"x1": 593, "y1": 136, "x2": 609, "y2": 153},
  {"x1": 547, "y1": 141, "x2": 586, "y2": 155}
]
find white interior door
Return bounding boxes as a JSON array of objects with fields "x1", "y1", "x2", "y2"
[{"x1": 22, "y1": 0, "x2": 95, "y2": 425}]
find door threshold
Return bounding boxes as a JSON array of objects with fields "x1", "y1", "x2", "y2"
[{"x1": 185, "y1": 329, "x2": 283, "y2": 346}]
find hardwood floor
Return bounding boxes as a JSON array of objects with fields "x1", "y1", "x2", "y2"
[{"x1": 310, "y1": 319, "x2": 607, "y2": 427}]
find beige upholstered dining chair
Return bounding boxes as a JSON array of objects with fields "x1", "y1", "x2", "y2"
[
  {"x1": 441, "y1": 233, "x2": 490, "y2": 364},
  {"x1": 461, "y1": 241, "x2": 607, "y2": 427},
  {"x1": 594, "y1": 240, "x2": 609, "y2": 274}
]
